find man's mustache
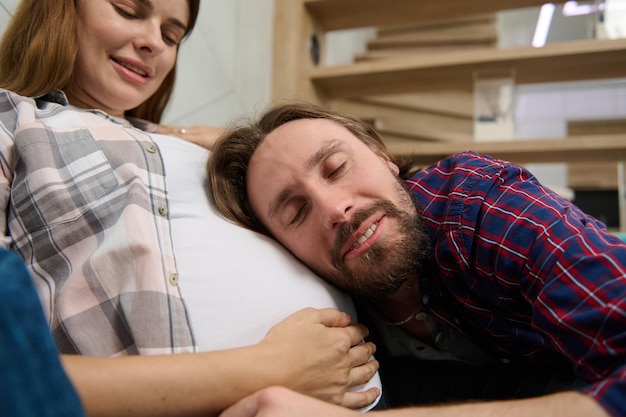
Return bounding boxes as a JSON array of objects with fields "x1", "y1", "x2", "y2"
[{"x1": 332, "y1": 200, "x2": 403, "y2": 264}]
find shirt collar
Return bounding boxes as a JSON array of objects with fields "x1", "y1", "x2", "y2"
[
  {"x1": 36, "y1": 90, "x2": 69, "y2": 106},
  {"x1": 35, "y1": 90, "x2": 155, "y2": 132}
]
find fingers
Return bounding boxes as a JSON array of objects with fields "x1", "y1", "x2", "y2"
[
  {"x1": 348, "y1": 341, "x2": 376, "y2": 366},
  {"x1": 286, "y1": 308, "x2": 369, "y2": 340},
  {"x1": 340, "y1": 387, "x2": 381, "y2": 410},
  {"x1": 304, "y1": 308, "x2": 370, "y2": 345},
  {"x1": 219, "y1": 391, "x2": 260, "y2": 417},
  {"x1": 156, "y1": 124, "x2": 229, "y2": 150},
  {"x1": 221, "y1": 387, "x2": 361, "y2": 417},
  {"x1": 348, "y1": 355, "x2": 378, "y2": 385},
  {"x1": 343, "y1": 323, "x2": 370, "y2": 347},
  {"x1": 313, "y1": 307, "x2": 353, "y2": 328},
  {"x1": 293, "y1": 308, "x2": 372, "y2": 354}
]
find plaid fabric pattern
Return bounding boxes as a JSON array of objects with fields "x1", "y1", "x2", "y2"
[
  {"x1": 408, "y1": 151, "x2": 626, "y2": 416},
  {"x1": 0, "y1": 89, "x2": 195, "y2": 355}
]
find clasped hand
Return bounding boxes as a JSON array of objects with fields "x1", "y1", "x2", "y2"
[{"x1": 259, "y1": 307, "x2": 379, "y2": 410}]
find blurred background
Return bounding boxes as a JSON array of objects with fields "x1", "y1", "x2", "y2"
[{"x1": 1, "y1": 0, "x2": 625, "y2": 227}]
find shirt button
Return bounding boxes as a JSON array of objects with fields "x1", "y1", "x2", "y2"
[
  {"x1": 414, "y1": 312, "x2": 428, "y2": 321},
  {"x1": 146, "y1": 143, "x2": 157, "y2": 153},
  {"x1": 158, "y1": 205, "x2": 168, "y2": 216},
  {"x1": 168, "y1": 273, "x2": 179, "y2": 286},
  {"x1": 422, "y1": 295, "x2": 430, "y2": 305}
]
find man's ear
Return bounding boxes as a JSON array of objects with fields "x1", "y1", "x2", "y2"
[
  {"x1": 387, "y1": 161, "x2": 400, "y2": 177},
  {"x1": 385, "y1": 157, "x2": 400, "y2": 176},
  {"x1": 371, "y1": 146, "x2": 400, "y2": 176}
]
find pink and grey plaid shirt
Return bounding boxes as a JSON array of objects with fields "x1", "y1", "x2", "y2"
[{"x1": 0, "y1": 88, "x2": 195, "y2": 355}]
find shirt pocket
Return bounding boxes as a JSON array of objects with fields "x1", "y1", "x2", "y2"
[{"x1": 11, "y1": 127, "x2": 118, "y2": 232}]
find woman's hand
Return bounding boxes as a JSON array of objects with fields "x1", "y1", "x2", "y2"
[
  {"x1": 157, "y1": 124, "x2": 229, "y2": 150},
  {"x1": 60, "y1": 308, "x2": 379, "y2": 416},
  {"x1": 259, "y1": 308, "x2": 380, "y2": 409}
]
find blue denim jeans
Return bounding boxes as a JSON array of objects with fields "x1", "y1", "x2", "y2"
[{"x1": 0, "y1": 249, "x2": 85, "y2": 416}]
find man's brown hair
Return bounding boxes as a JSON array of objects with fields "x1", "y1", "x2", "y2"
[{"x1": 208, "y1": 102, "x2": 419, "y2": 235}]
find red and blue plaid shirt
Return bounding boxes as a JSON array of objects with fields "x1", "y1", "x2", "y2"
[{"x1": 407, "y1": 151, "x2": 626, "y2": 416}]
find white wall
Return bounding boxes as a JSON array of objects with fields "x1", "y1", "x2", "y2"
[
  {"x1": 167, "y1": 0, "x2": 274, "y2": 127},
  {"x1": 0, "y1": 0, "x2": 275, "y2": 128}
]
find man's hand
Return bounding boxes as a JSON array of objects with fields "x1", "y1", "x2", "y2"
[
  {"x1": 219, "y1": 386, "x2": 360, "y2": 417},
  {"x1": 259, "y1": 308, "x2": 380, "y2": 409},
  {"x1": 220, "y1": 387, "x2": 612, "y2": 417}
]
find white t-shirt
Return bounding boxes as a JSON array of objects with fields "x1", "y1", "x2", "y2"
[{"x1": 153, "y1": 133, "x2": 381, "y2": 408}]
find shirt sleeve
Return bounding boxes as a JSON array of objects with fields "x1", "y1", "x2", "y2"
[{"x1": 468, "y1": 154, "x2": 626, "y2": 417}]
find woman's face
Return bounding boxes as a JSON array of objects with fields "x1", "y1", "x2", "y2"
[{"x1": 70, "y1": 0, "x2": 190, "y2": 117}]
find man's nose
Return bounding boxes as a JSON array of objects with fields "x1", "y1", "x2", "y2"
[{"x1": 316, "y1": 189, "x2": 353, "y2": 230}]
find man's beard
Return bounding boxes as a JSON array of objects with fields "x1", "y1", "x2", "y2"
[{"x1": 330, "y1": 188, "x2": 430, "y2": 298}]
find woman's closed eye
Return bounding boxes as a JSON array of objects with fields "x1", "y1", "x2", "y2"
[
  {"x1": 112, "y1": 2, "x2": 184, "y2": 46},
  {"x1": 113, "y1": 4, "x2": 139, "y2": 19},
  {"x1": 161, "y1": 28, "x2": 182, "y2": 46}
]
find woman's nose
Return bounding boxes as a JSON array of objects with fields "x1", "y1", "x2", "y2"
[{"x1": 135, "y1": 21, "x2": 165, "y2": 55}]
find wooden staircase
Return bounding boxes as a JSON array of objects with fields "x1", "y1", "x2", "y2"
[{"x1": 327, "y1": 14, "x2": 498, "y2": 144}]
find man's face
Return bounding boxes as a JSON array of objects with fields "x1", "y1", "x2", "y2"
[{"x1": 246, "y1": 118, "x2": 429, "y2": 297}]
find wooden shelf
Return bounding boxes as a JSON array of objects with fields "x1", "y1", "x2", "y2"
[
  {"x1": 310, "y1": 38, "x2": 626, "y2": 98},
  {"x1": 303, "y1": 0, "x2": 547, "y2": 30},
  {"x1": 386, "y1": 134, "x2": 626, "y2": 166},
  {"x1": 273, "y1": 0, "x2": 626, "y2": 229},
  {"x1": 274, "y1": 0, "x2": 563, "y2": 102}
]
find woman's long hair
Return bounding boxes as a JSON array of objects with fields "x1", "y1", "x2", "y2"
[{"x1": 0, "y1": 0, "x2": 200, "y2": 123}]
